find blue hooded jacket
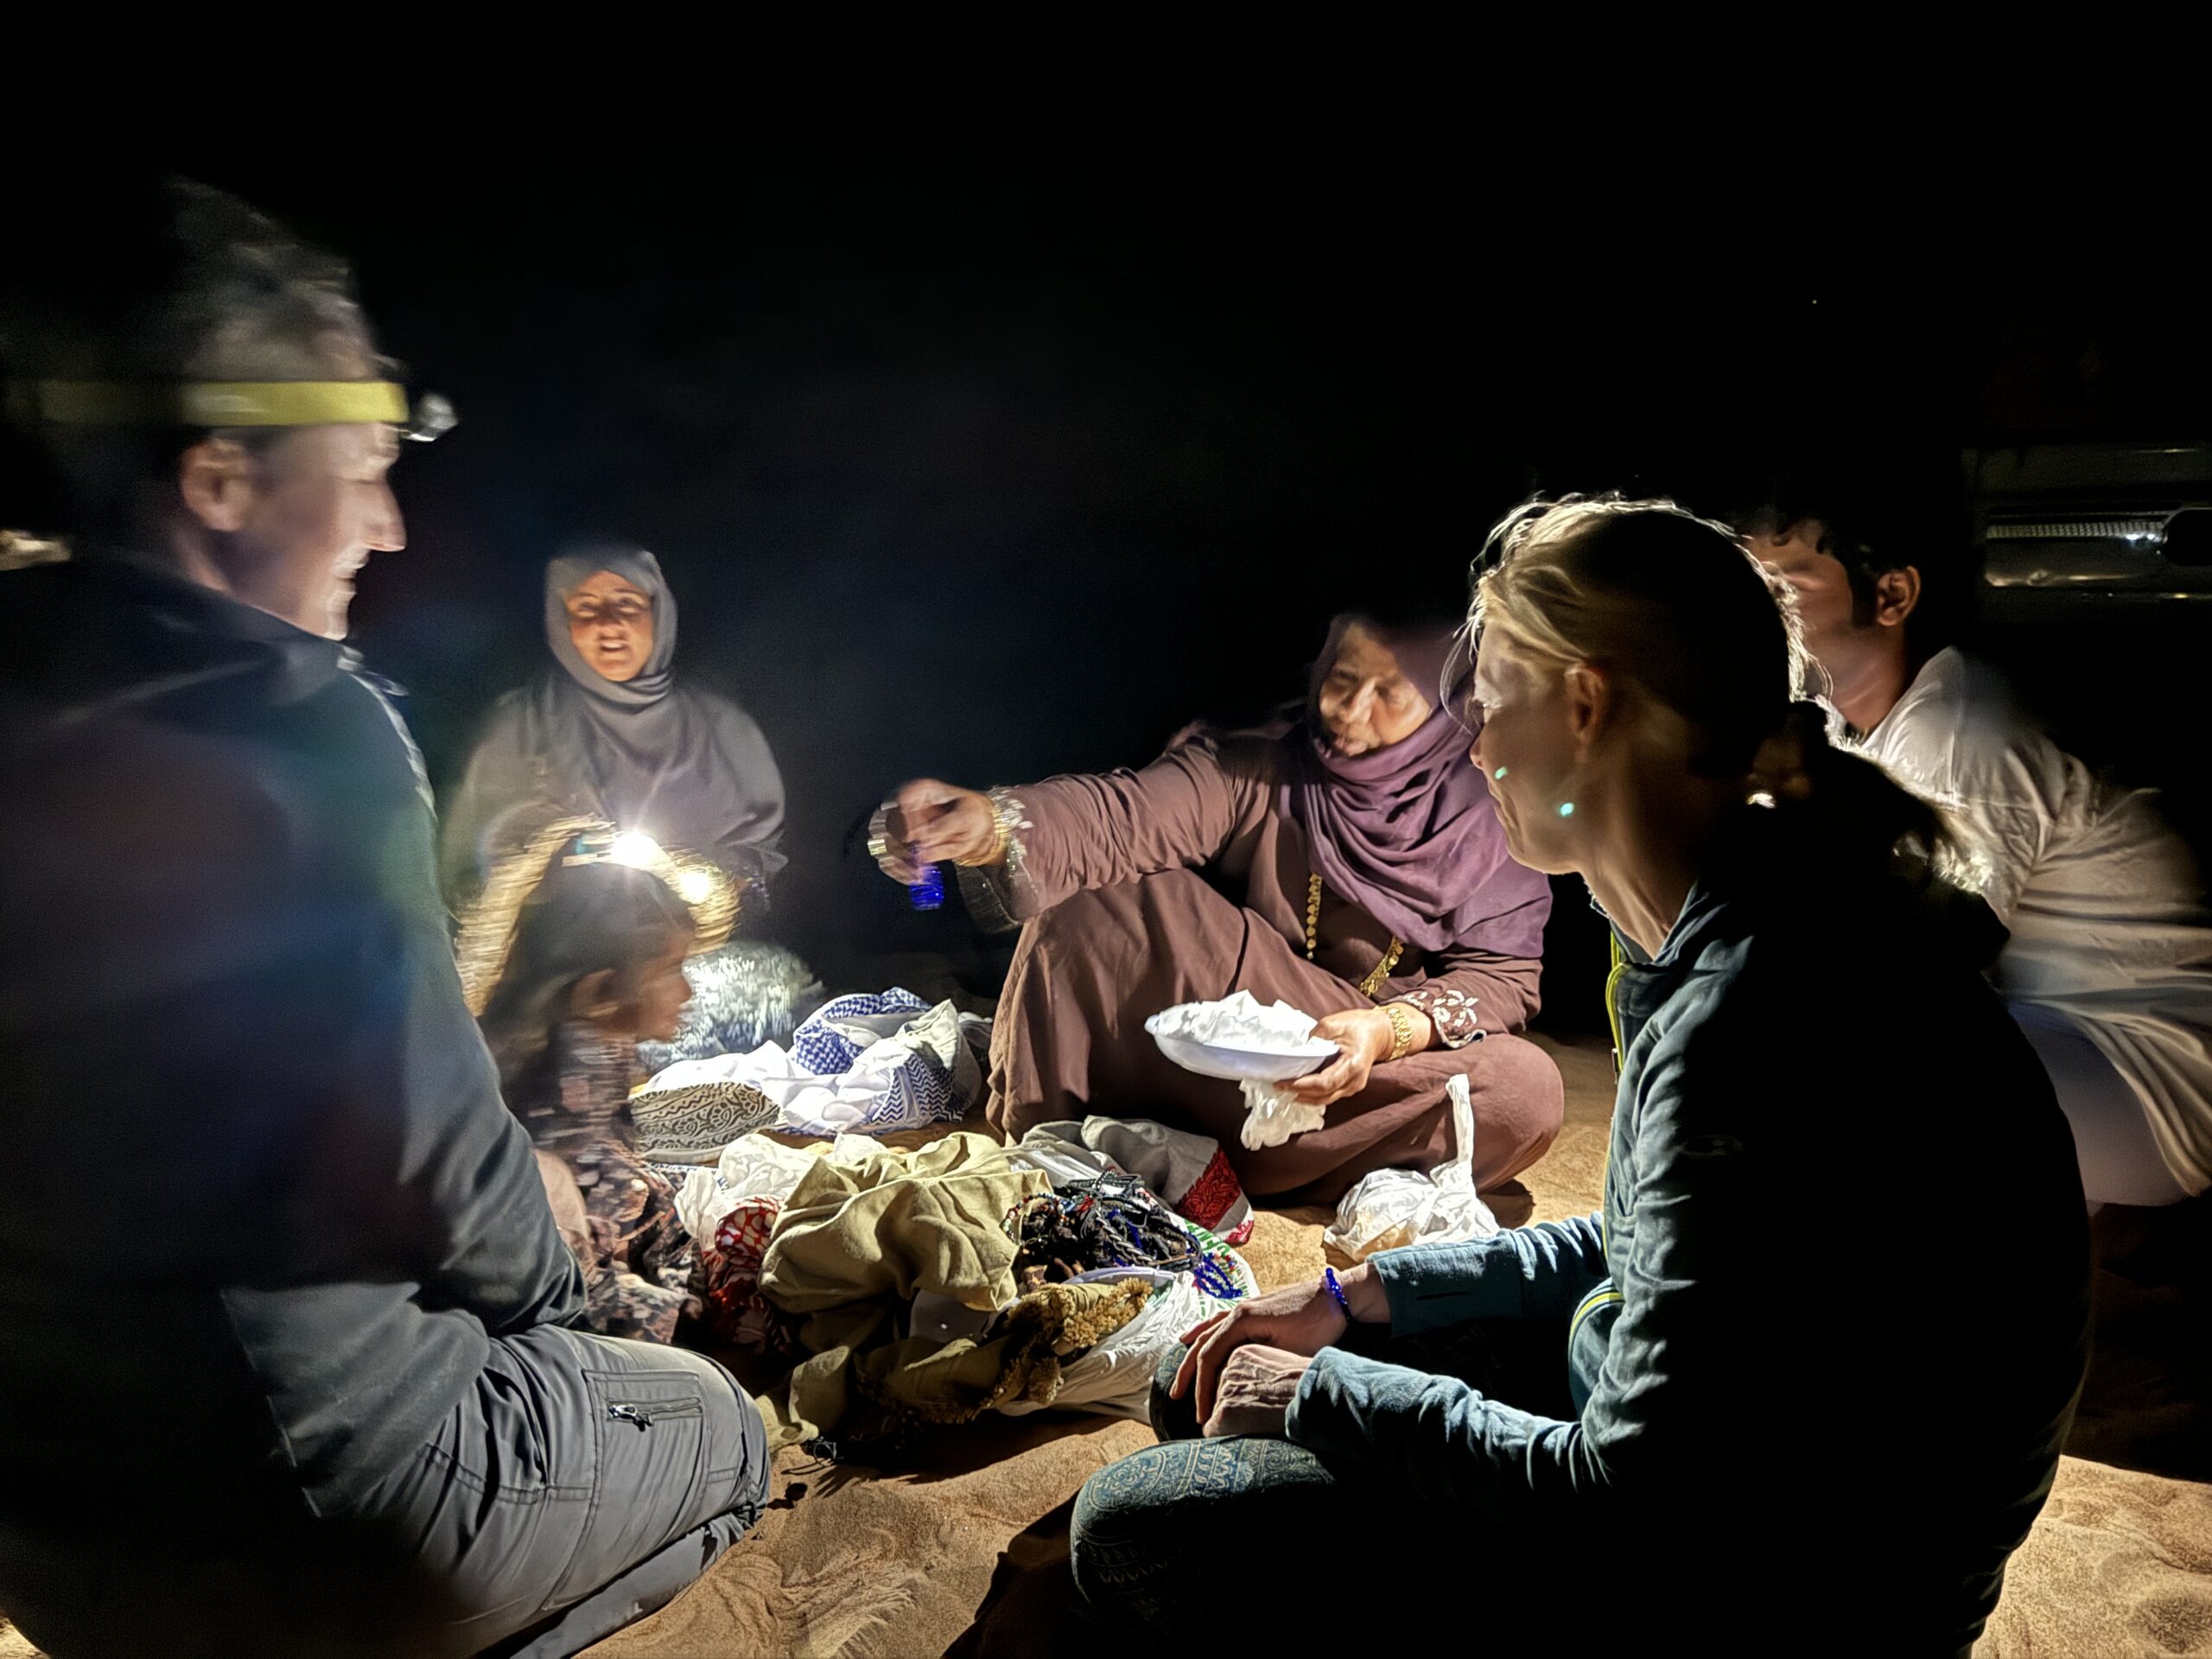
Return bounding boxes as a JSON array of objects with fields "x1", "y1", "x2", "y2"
[{"x1": 1288, "y1": 814, "x2": 2089, "y2": 1652}]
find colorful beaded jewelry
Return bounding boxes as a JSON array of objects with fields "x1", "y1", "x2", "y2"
[{"x1": 1321, "y1": 1266, "x2": 1352, "y2": 1320}]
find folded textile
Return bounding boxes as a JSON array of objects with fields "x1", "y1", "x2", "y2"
[
  {"x1": 761, "y1": 1133, "x2": 1050, "y2": 1326},
  {"x1": 785, "y1": 1270, "x2": 1229, "y2": 1441},
  {"x1": 673, "y1": 1134, "x2": 821, "y2": 1245},
  {"x1": 644, "y1": 988, "x2": 990, "y2": 1137},
  {"x1": 1004, "y1": 1135, "x2": 1125, "y2": 1190},
  {"x1": 631, "y1": 1081, "x2": 781, "y2": 1163},
  {"x1": 699, "y1": 1196, "x2": 795, "y2": 1352},
  {"x1": 674, "y1": 1131, "x2": 917, "y2": 1247},
  {"x1": 759, "y1": 1134, "x2": 1052, "y2": 1447},
  {"x1": 754, "y1": 1136, "x2": 1256, "y2": 1448}
]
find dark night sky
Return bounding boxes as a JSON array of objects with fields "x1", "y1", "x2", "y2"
[{"x1": 6, "y1": 144, "x2": 2206, "y2": 1005}]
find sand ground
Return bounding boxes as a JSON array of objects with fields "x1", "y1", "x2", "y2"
[{"x1": 7, "y1": 1032, "x2": 2205, "y2": 1657}]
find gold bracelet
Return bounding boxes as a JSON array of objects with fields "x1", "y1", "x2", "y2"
[
  {"x1": 956, "y1": 790, "x2": 1027, "y2": 868},
  {"x1": 1382, "y1": 1001, "x2": 1416, "y2": 1064},
  {"x1": 958, "y1": 813, "x2": 1008, "y2": 868}
]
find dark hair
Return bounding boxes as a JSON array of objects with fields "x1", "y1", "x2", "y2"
[
  {"x1": 1725, "y1": 463, "x2": 1979, "y2": 653},
  {"x1": 1476, "y1": 496, "x2": 1975, "y2": 904},
  {"x1": 476, "y1": 859, "x2": 696, "y2": 1108},
  {"x1": 1, "y1": 178, "x2": 382, "y2": 539}
]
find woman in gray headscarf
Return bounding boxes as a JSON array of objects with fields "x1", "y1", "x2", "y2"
[
  {"x1": 444, "y1": 547, "x2": 787, "y2": 901},
  {"x1": 446, "y1": 549, "x2": 817, "y2": 1060}
]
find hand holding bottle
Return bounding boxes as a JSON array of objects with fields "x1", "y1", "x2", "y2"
[{"x1": 868, "y1": 779, "x2": 1001, "y2": 884}]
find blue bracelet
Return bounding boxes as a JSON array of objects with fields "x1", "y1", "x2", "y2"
[{"x1": 1321, "y1": 1266, "x2": 1352, "y2": 1319}]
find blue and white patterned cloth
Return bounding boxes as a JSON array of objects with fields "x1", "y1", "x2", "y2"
[
  {"x1": 789, "y1": 988, "x2": 931, "y2": 1074},
  {"x1": 779, "y1": 989, "x2": 986, "y2": 1135},
  {"x1": 645, "y1": 987, "x2": 992, "y2": 1139}
]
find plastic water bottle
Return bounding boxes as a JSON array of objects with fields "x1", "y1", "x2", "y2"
[{"x1": 907, "y1": 843, "x2": 944, "y2": 912}]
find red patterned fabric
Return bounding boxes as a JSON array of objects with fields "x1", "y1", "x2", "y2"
[
  {"x1": 1177, "y1": 1147, "x2": 1245, "y2": 1230},
  {"x1": 701, "y1": 1196, "x2": 793, "y2": 1352},
  {"x1": 711, "y1": 1197, "x2": 779, "y2": 1268}
]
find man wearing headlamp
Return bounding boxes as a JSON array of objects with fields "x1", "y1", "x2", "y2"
[{"x1": 0, "y1": 181, "x2": 768, "y2": 1657}]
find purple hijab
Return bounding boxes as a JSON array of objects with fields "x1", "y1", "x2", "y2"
[{"x1": 1276, "y1": 616, "x2": 1551, "y2": 958}]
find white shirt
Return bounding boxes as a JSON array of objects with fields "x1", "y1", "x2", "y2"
[{"x1": 1855, "y1": 648, "x2": 2212, "y2": 1194}]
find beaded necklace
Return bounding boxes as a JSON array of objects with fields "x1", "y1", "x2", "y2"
[{"x1": 1305, "y1": 873, "x2": 1404, "y2": 1000}]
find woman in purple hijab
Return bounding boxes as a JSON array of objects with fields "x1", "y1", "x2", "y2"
[{"x1": 874, "y1": 614, "x2": 1561, "y2": 1201}]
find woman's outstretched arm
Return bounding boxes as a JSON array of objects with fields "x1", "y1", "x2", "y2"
[{"x1": 884, "y1": 734, "x2": 1272, "y2": 921}]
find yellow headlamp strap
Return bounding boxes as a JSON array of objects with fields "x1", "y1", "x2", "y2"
[{"x1": 32, "y1": 379, "x2": 410, "y2": 428}]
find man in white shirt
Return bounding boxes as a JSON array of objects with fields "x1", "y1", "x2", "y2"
[{"x1": 1739, "y1": 489, "x2": 2211, "y2": 1208}]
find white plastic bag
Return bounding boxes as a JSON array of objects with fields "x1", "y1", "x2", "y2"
[
  {"x1": 996, "y1": 1271, "x2": 1214, "y2": 1421},
  {"x1": 1324, "y1": 1074, "x2": 1499, "y2": 1259}
]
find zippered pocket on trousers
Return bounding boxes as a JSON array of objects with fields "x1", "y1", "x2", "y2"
[{"x1": 607, "y1": 1398, "x2": 704, "y2": 1431}]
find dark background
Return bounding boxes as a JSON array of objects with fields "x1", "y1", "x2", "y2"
[{"x1": 6, "y1": 149, "x2": 2209, "y2": 1030}]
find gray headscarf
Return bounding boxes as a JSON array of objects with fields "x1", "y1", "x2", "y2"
[
  {"x1": 442, "y1": 546, "x2": 786, "y2": 902},
  {"x1": 543, "y1": 546, "x2": 681, "y2": 707}
]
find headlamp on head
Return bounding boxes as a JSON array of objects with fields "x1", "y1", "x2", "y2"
[
  {"x1": 565, "y1": 827, "x2": 739, "y2": 943},
  {"x1": 456, "y1": 819, "x2": 742, "y2": 1015},
  {"x1": 403, "y1": 392, "x2": 457, "y2": 443},
  {"x1": 19, "y1": 378, "x2": 456, "y2": 442},
  {"x1": 607, "y1": 831, "x2": 663, "y2": 869}
]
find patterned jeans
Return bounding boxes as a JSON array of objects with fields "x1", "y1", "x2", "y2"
[{"x1": 1070, "y1": 1319, "x2": 1574, "y2": 1637}]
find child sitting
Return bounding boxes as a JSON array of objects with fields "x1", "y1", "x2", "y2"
[{"x1": 477, "y1": 849, "x2": 702, "y2": 1344}]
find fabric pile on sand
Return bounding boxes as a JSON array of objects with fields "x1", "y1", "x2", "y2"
[
  {"x1": 5, "y1": 1033, "x2": 2204, "y2": 1659},
  {"x1": 567, "y1": 1033, "x2": 2212, "y2": 1659}
]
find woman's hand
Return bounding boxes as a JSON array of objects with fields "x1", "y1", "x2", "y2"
[
  {"x1": 1201, "y1": 1344, "x2": 1314, "y2": 1439},
  {"x1": 870, "y1": 779, "x2": 999, "y2": 881},
  {"x1": 1173, "y1": 1269, "x2": 1382, "y2": 1424},
  {"x1": 1281, "y1": 1007, "x2": 1395, "y2": 1109}
]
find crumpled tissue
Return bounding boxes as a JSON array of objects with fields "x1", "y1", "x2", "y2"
[{"x1": 1235, "y1": 1080, "x2": 1327, "y2": 1150}]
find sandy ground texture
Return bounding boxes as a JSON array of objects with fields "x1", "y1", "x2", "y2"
[
  {"x1": 583, "y1": 1033, "x2": 2212, "y2": 1659},
  {"x1": 5, "y1": 1032, "x2": 2206, "y2": 1657}
]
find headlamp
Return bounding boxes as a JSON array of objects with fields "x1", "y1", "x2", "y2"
[
  {"x1": 19, "y1": 378, "x2": 456, "y2": 442},
  {"x1": 565, "y1": 827, "x2": 740, "y2": 941},
  {"x1": 403, "y1": 391, "x2": 457, "y2": 443},
  {"x1": 456, "y1": 819, "x2": 742, "y2": 1015}
]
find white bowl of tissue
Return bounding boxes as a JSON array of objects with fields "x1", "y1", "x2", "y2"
[{"x1": 1145, "y1": 991, "x2": 1338, "y2": 1083}]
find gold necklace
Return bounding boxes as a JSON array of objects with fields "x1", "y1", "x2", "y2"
[{"x1": 1306, "y1": 873, "x2": 1404, "y2": 1000}]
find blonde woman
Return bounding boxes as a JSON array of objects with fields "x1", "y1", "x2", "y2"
[{"x1": 1070, "y1": 499, "x2": 2090, "y2": 1656}]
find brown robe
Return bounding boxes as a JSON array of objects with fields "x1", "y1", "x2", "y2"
[{"x1": 982, "y1": 736, "x2": 1564, "y2": 1202}]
